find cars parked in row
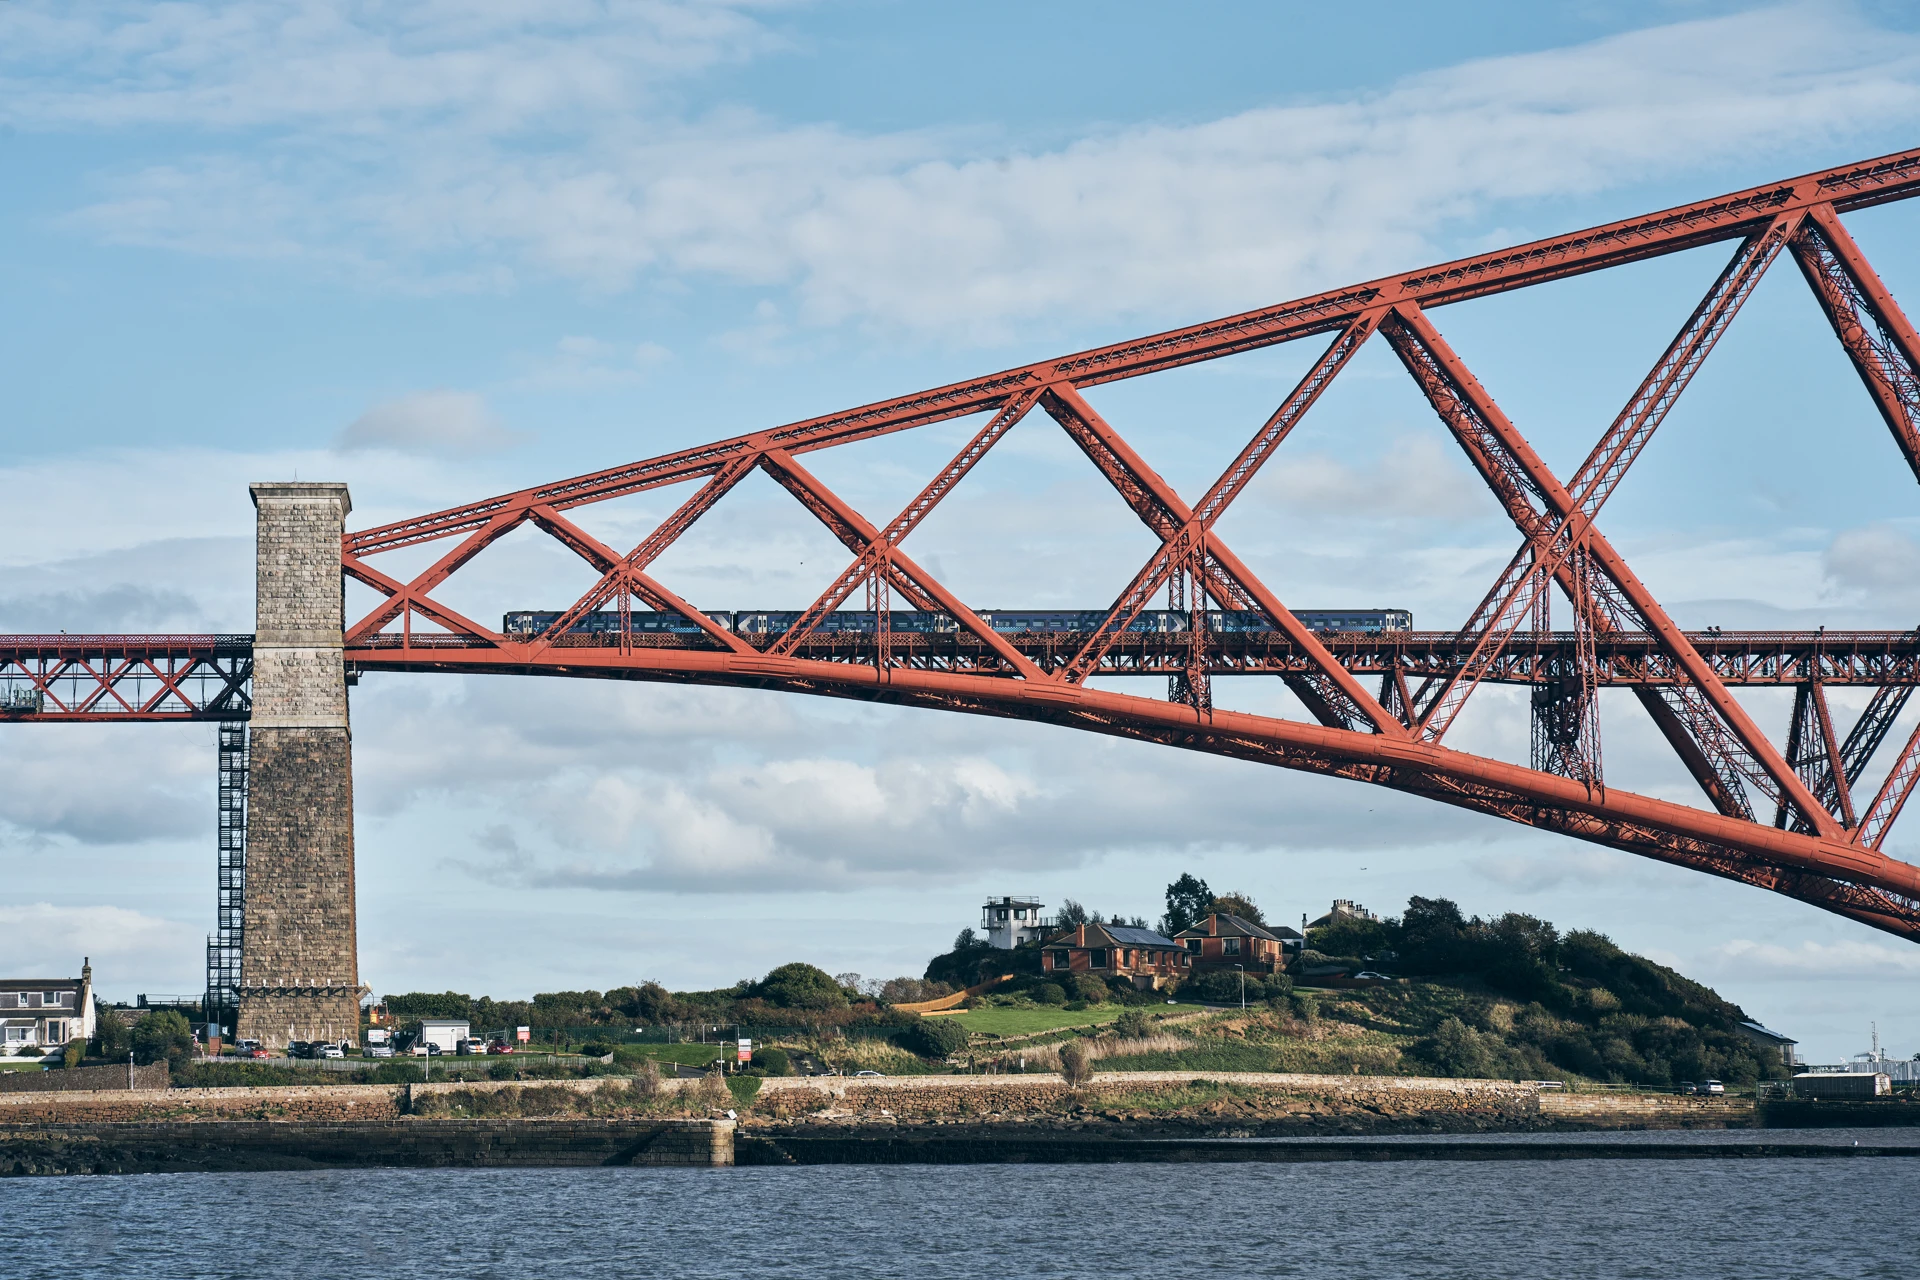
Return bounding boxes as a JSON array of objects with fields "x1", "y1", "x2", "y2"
[{"x1": 1676, "y1": 1079, "x2": 1726, "y2": 1096}]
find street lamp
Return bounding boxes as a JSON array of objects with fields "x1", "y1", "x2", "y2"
[{"x1": 1234, "y1": 964, "x2": 1246, "y2": 1011}]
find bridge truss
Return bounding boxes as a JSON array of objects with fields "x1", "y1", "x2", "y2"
[{"x1": 10, "y1": 150, "x2": 1920, "y2": 941}]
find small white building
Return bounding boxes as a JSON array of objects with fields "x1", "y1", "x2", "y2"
[
  {"x1": 415, "y1": 1019, "x2": 471, "y2": 1053},
  {"x1": 981, "y1": 896, "x2": 1053, "y2": 949},
  {"x1": 0, "y1": 959, "x2": 98, "y2": 1055}
]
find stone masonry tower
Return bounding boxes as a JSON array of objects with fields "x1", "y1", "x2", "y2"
[{"x1": 235, "y1": 483, "x2": 363, "y2": 1048}]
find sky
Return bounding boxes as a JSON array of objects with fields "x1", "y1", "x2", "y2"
[{"x1": 2, "y1": 0, "x2": 1920, "y2": 1063}]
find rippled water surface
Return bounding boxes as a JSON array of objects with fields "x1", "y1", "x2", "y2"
[{"x1": 9, "y1": 1149, "x2": 1913, "y2": 1279}]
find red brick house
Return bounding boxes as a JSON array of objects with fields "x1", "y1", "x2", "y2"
[
  {"x1": 1041, "y1": 924, "x2": 1190, "y2": 990},
  {"x1": 1175, "y1": 914, "x2": 1286, "y2": 974}
]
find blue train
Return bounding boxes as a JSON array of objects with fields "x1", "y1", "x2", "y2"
[{"x1": 502, "y1": 607, "x2": 1411, "y2": 637}]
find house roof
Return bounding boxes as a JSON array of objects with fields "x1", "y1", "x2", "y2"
[
  {"x1": 1042, "y1": 923, "x2": 1180, "y2": 950},
  {"x1": 0, "y1": 979, "x2": 82, "y2": 991},
  {"x1": 1104, "y1": 925, "x2": 1180, "y2": 948},
  {"x1": 1738, "y1": 1021, "x2": 1798, "y2": 1046},
  {"x1": 1175, "y1": 914, "x2": 1282, "y2": 942}
]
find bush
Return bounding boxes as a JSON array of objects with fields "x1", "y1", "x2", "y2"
[
  {"x1": 634, "y1": 1057, "x2": 663, "y2": 1098},
  {"x1": 580, "y1": 1041, "x2": 614, "y2": 1058},
  {"x1": 751, "y1": 1047, "x2": 793, "y2": 1076},
  {"x1": 725, "y1": 1075, "x2": 762, "y2": 1106},
  {"x1": 1033, "y1": 983, "x2": 1068, "y2": 1006},
  {"x1": 17, "y1": 1045, "x2": 43, "y2": 1058},
  {"x1": 1059, "y1": 1041, "x2": 1094, "y2": 1088},
  {"x1": 1070, "y1": 974, "x2": 1109, "y2": 1004},
  {"x1": 1112, "y1": 1009, "x2": 1151, "y2": 1040},
  {"x1": 62, "y1": 1041, "x2": 83, "y2": 1070},
  {"x1": 697, "y1": 1071, "x2": 731, "y2": 1106},
  {"x1": 895, "y1": 1017, "x2": 968, "y2": 1060},
  {"x1": 1185, "y1": 969, "x2": 1269, "y2": 1005}
]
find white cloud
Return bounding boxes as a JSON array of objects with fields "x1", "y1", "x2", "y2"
[
  {"x1": 1711, "y1": 937, "x2": 1920, "y2": 977},
  {"x1": 1250, "y1": 434, "x2": 1486, "y2": 522},
  {"x1": 337, "y1": 389, "x2": 524, "y2": 456},
  {"x1": 0, "y1": 903, "x2": 198, "y2": 975},
  {"x1": 8, "y1": 4, "x2": 1919, "y2": 336},
  {"x1": 1823, "y1": 522, "x2": 1920, "y2": 606}
]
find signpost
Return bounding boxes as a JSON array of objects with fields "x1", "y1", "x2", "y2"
[
  {"x1": 737, "y1": 1038, "x2": 752, "y2": 1065},
  {"x1": 515, "y1": 1026, "x2": 530, "y2": 1044}
]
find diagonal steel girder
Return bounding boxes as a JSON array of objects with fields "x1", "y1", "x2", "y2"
[
  {"x1": 1383, "y1": 295, "x2": 1841, "y2": 837},
  {"x1": 1391, "y1": 213, "x2": 1802, "y2": 749}
]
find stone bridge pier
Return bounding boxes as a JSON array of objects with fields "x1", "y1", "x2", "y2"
[{"x1": 236, "y1": 482, "x2": 363, "y2": 1049}]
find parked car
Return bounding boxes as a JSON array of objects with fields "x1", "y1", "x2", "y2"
[
  {"x1": 1676, "y1": 1081, "x2": 1697, "y2": 1095},
  {"x1": 316, "y1": 1043, "x2": 345, "y2": 1060},
  {"x1": 247, "y1": 1047, "x2": 271, "y2": 1060},
  {"x1": 1700, "y1": 1079, "x2": 1726, "y2": 1095},
  {"x1": 363, "y1": 1044, "x2": 394, "y2": 1059},
  {"x1": 286, "y1": 1041, "x2": 311, "y2": 1060},
  {"x1": 854, "y1": 1070, "x2": 885, "y2": 1078},
  {"x1": 457, "y1": 1037, "x2": 487, "y2": 1056},
  {"x1": 487, "y1": 1041, "x2": 514, "y2": 1055},
  {"x1": 1354, "y1": 971, "x2": 1389, "y2": 980},
  {"x1": 234, "y1": 1038, "x2": 262, "y2": 1054}
]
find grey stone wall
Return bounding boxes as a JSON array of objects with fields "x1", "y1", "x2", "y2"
[{"x1": 237, "y1": 483, "x2": 363, "y2": 1049}]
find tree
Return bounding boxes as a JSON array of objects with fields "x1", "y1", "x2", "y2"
[
  {"x1": 952, "y1": 927, "x2": 983, "y2": 951},
  {"x1": 1161, "y1": 874, "x2": 1213, "y2": 936},
  {"x1": 752, "y1": 963, "x2": 849, "y2": 1010},
  {"x1": 1057, "y1": 899, "x2": 1095, "y2": 927},
  {"x1": 1208, "y1": 891, "x2": 1264, "y2": 925},
  {"x1": 130, "y1": 1010, "x2": 193, "y2": 1069},
  {"x1": 90, "y1": 1008, "x2": 130, "y2": 1061}
]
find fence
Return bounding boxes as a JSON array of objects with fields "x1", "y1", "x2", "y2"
[{"x1": 476, "y1": 1025, "x2": 903, "y2": 1047}]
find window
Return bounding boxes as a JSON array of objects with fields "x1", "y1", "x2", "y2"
[
  {"x1": 44, "y1": 992, "x2": 65, "y2": 1007},
  {"x1": 4, "y1": 1027, "x2": 25, "y2": 1041},
  {"x1": 1185, "y1": 939, "x2": 1202, "y2": 953},
  {"x1": 14, "y1": 994, "x2": 25, "y2": 1008},
  {"x1": 996, "y1": 910, "x2": 1008, "y2": 921},
  {"x1": 47, "y1": 1022, "x2": 64, "y2": 1042},
  {"x1": 1224, "y1": 938, "x2": 1242, "y2": 955},
  {"x1": 1048, "y1": 951, "x2": 1071, "y2": 970},
  {"x1": 1088, "y1": 949, "x2": 1108, "y2": 969}
]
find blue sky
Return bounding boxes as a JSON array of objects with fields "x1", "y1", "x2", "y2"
[{"x1": 3, "y1": 1, "x2": 1920, "y2": 1061}]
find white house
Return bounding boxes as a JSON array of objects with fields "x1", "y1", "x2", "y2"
[
  {"x1": 0, "y1": 959, "x2": 98, "y2": 1056},
  {"x1": 980, "y1": 896, "x2": 1054, "y2": 949}
]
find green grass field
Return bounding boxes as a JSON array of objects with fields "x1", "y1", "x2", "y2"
[
  {"x1": 614, "y1": 1043, "x2": 730, "y2": 1068},
  {"x1": 0, "y1": 1058, "x2": 47, "y2": 1072},
  {"x1": 947, "y1": 1002, "x2": 1207, "y2": 1038}
]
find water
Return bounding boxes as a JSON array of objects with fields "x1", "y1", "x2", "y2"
[{"x1": 5, "y1": 1140, "x2": 1913, "y2": 1279}]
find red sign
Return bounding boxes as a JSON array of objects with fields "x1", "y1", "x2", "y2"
[
  {"x1": 737, "y1": 1038, "x2": 751, "y2": 1064},
  {"x1": 515, "y1": 1026, "x2": 531, "y2": 1043}
]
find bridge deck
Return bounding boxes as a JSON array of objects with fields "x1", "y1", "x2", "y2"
[{"x1": 3, "y1": 630, "x2": 1915, "y2": 719}]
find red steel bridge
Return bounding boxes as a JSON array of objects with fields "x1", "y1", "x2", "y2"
[{"x1": 8, "y1": 149, "x2": 1920, "y2": 943}]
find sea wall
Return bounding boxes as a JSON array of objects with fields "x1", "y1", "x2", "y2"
[
  {"x1": 0, "y1": 1063, "x2": 170, "y2": 1094},
  {"x1": 0, "y1": 1118, "x2": 733, "y2": 1176},
  {"x1": 0, "y1": 1084, "x2": 404, "y2": 1122}
]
